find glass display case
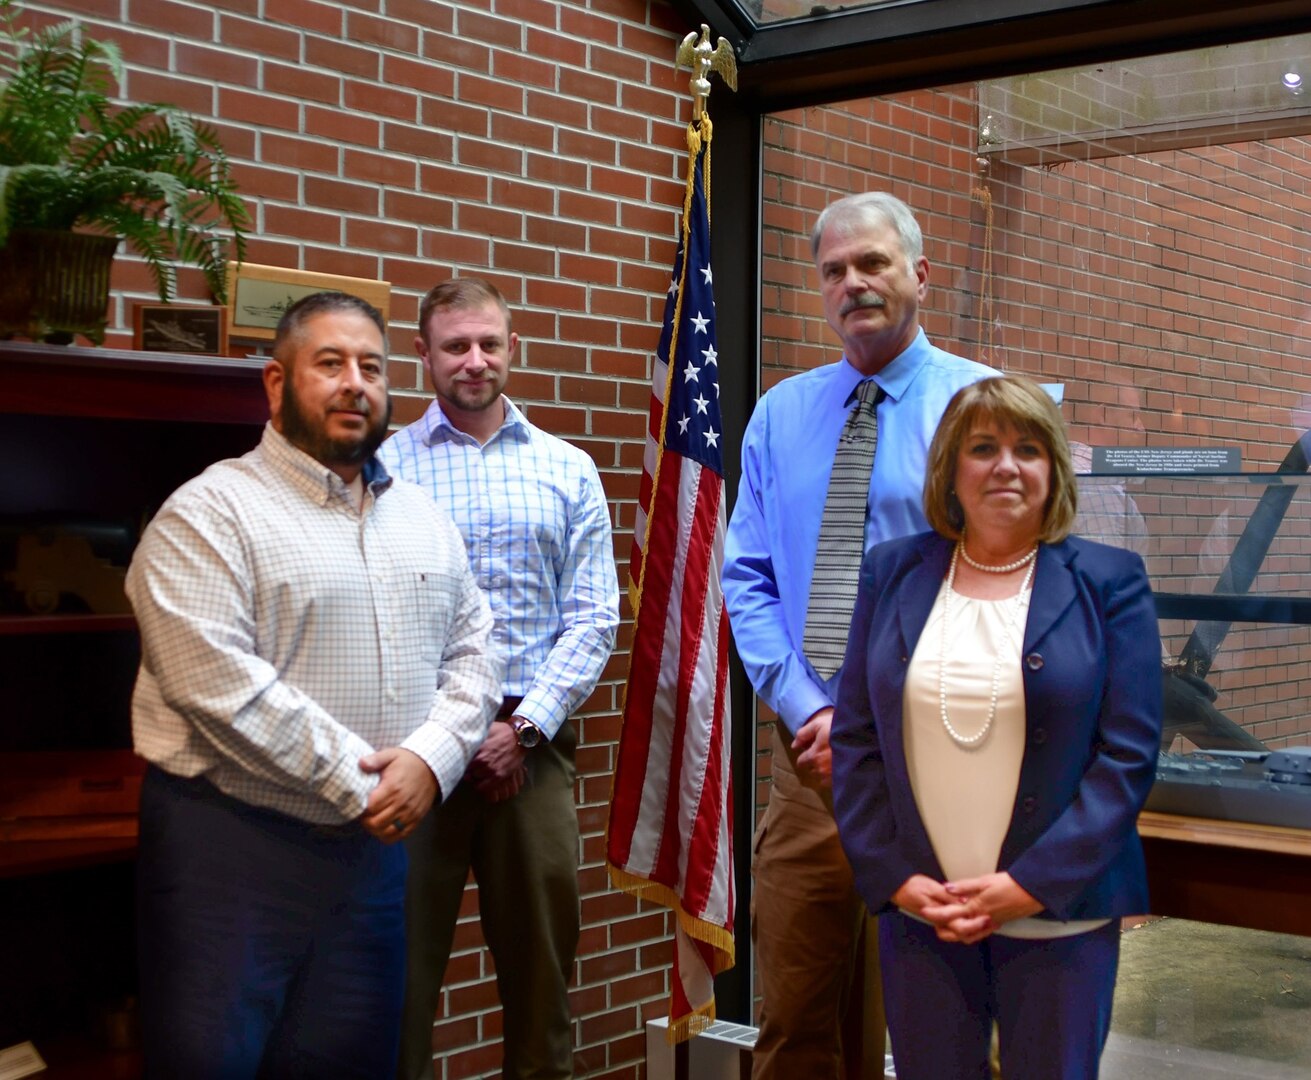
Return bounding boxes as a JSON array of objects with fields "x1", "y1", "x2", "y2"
[{"x1": 1076, "y1": 440, "x2": 1311, "y2": 830}]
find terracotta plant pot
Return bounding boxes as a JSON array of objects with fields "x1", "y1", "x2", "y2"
[{"x1": 0, "y1": 228, "x2": 120, "y2": 345}]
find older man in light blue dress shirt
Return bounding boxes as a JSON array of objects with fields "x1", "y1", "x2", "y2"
[{"x1": 723, "y1": 193, "x2": 995, "y2": 1080}]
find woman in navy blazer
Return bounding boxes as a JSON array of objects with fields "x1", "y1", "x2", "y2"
[{"x1": 831, "y1": 375, "x2": 1162, "y2": 1079}]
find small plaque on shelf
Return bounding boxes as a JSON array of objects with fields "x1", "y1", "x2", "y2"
[{"x1": 132, "y1": 302, "x2": 228, "y2": 355}]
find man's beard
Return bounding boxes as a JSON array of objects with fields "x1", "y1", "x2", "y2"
[
  {"x1": 445, "y1": 378, "x2": 502, "y2": 413},
  {"x1": 281, "y1": 384, "x2": 391, "y2": 468}
]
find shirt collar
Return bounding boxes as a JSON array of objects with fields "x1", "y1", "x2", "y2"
[
  {"x1": 260, "y1": 423, "x2": 394, "y2": 506},
  {"x1": 418, "y1": 395, "x2": 531, "y2": 447},
  {"x1": 839, "y1": 327, "x2": 931, "y2": 406}
]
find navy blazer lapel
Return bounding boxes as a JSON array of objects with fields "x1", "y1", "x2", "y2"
[
  {"x1": 896, "y1": 534, "x2": 952, "y2": 655},
  {"x1": 1023, "y1": 539, "x2": 1079, "y2": 652}
]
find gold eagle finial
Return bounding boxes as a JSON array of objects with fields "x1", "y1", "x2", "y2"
[{"x1": 676, "y1": 24, "x2": 737, "y2": 120}]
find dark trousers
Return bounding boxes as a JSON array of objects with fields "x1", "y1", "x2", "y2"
[
  {"x1": 136, "y1": 767, "x2": 407, "y2": 1080},
  {"x1": 880, "y1": 911, "x2": 1121, "y2": 1080},
  {"x1": 398, "y1": 723, "x2": 579, "y2": 1080}
]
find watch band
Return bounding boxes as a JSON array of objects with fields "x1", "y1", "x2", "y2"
[{"x1": 510, "y1": 715, "x2": 542, "y2": 748}]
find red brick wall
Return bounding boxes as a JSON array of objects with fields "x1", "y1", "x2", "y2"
[{"x1": 21, "y1": 1, "x2": 697, "y2": 1076}]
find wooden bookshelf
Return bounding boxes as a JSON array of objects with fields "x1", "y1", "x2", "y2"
[{"x1": 1, "y1": 341, "x2": 267, "y2": 1074}]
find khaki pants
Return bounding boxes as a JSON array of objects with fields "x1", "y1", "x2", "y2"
[
  {"x1": 751, "y1": 725, "x2": 885, "y2": 1080},
  {"x1": 398, "y1": 724, "x2": 580, "y2": 1080}
]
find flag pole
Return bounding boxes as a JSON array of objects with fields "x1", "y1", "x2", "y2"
[
  {"x1": 626, "y1": 24, "x2": 738, "y2": 615},
  {"x1": 604, "y1": 24, "x2": 739, "y2": 1044}
]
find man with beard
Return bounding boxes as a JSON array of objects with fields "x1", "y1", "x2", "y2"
[
  {"x1": 126, "y1": 291, "x2": 503, "y2": 1078},
  {"x1": 380, "y1": 278, "x2": 618, "y2": 1080},
  {"x1": 723, "y1": 193, "x2": 995, "y2": 1079}
]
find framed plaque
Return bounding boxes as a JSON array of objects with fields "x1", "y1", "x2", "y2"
[
  {"x1": 224, "y1": 263, "x2": 392, "y2": 343},
  {"x1": 132, "y1": 303, "x2": 228, "y2": 355}
]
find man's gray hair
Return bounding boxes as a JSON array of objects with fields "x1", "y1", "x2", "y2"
[{"x1": 810, "y1": 192, "x2": 924, "y2": 269}]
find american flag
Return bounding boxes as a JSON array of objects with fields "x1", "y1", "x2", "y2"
[{"x1": 606, "y1": 131, "x2": 735, "y2": 1040}]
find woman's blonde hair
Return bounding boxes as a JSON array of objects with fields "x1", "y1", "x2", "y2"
[{"x1": 923, "y1": 374, "x2": 1078, "y2": 542}]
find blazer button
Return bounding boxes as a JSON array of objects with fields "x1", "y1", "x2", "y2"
[
  {"x1": 901, "y1": 655, "x2": 908, "y2": 663},
  {"x1": 1025, "y1": 653, "x2": 1044, "y2": 670},
  {"x1": 1032, "y1": 727, "x2": 1047, "y2": 745},
  {"x1": 1021, "y1": 795, "x2": 1037, "y2": 814}
]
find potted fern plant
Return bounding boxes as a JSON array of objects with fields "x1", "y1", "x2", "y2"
[{"x1": 0, "y1": 0, "x2": 248, "y2": 344}]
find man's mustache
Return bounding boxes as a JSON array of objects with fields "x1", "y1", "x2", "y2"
[
  {"x1": 839, "y1": 292, "x2": 885, "y2": 317},
  {"x1": 331, "y1": 393, "x2": 371, "y2": 415}
]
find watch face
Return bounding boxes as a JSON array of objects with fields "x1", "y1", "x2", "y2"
[{"x1": 514, "y1": 719, "x2": 541, "y2": 747}]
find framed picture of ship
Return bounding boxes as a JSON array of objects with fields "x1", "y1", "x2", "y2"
[
  {"x1": 224, "y1": 263, "x2": 392, "y2": 343},
  {"x1": 133, "y1": 303, "x2": 228, "y2": 355}
]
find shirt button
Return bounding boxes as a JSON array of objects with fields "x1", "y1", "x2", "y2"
[
  {"x1": 385, "y1": 688, "x2": 398, "y2": 703},
  {"x1": 1021, "y1": 795, "x2": 1037, "y2": 814},
  {"x1": 1025, "y1": 653, "x2": 1044, "y2": 670},
  {"x1": 1032, "y1": 727, "x2": 1047, "y2": 745}
]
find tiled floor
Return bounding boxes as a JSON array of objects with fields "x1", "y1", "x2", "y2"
[
  {"x1": 1100, "y1": 1032, "x2": 1310, "y2": 1078},
  {"x1": 1101, "y1": 917, "x2": 1311, "y2": 1078}
]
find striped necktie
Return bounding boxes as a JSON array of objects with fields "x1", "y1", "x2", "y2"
[{"x1": 803, "y1": 379, "x2": 884, "y2": 680}]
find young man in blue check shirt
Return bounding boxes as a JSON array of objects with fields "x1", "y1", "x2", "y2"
[{"x1": 381, "y1": 278, "x2": 620, "y2": 1080}]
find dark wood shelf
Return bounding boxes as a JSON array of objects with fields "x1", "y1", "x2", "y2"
[
  {"x1": 0, "y1": 835, "x2": 137, "y2": 879},
  {"x1": 2, "y1": 341, "x2": 263, "y2": 1074},
  {"x1": 1, "y1": 750, "x2": 143, "y2": 878},
  {"x1": 28, "y1": 1034, "x2": 141, "y2": 1079},
  {"x1": 0, "y1": 614, "x2": 135, "y2": 635},
  {"x1": 1, "y1": 339, "x2": 267, "y2": 424},
  {"x1": 1139, "y1": 810, "x2": 1311, "y2": 935}
]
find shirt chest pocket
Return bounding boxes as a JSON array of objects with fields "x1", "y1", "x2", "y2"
[{"x1": 408, "y1": 568, "x2": 461, "y2": 666}]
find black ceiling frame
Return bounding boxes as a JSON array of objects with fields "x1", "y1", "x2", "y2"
[{"x1": 672, "y1": 0, "x2": 1311, "y2": 111}]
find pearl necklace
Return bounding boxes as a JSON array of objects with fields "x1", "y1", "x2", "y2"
[
  {"x1": 959, "y1": 542, "x2": 1038, "y2": 574},
  {"x1": 939, "y1": 543, "x2": 1037, "y2": 748}
]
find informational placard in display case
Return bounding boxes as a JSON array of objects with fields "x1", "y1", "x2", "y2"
[
  {"x1": 1075, "y1": 436, "x2": 1311, "y2": 829},
  {"x1": 1091, "y1": 445, "x2": 1241, "y2": 474}
]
